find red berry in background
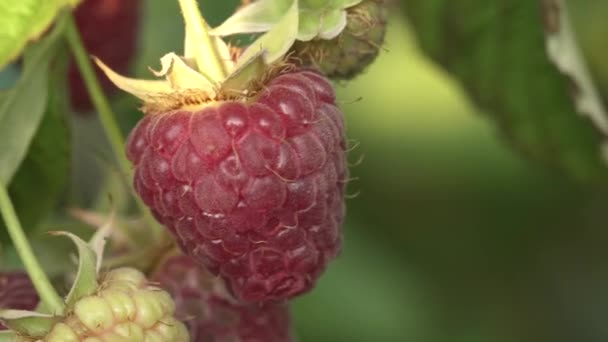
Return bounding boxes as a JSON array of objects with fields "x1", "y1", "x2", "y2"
[
  {"x1": 0, "y1": 271, "x2": 39, "y2": 330},
  {"x1": 127, "y1": 70, "x2": 348, "y2": 303},
  {"x1": 69, "y1": 0, "x2": 141, "y2": 112},
  {"x1": 152, "y1": 254, "x2": 293, "y2": 342}
]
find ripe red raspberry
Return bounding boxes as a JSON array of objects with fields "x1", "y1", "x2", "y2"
[
  {"x1": 127, "y1": 70, "x2": 347, "y2": 302},
  {"x1": 69, "y1": 0, "x2": 141, "y2": 111},
  {"x1": 152, "y1": 255, "x2": 293, "y2": 342},
  {"x1": 0, "y1": 272, "x2": 39, "y2": 330}
]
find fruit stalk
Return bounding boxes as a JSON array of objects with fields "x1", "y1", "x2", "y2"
[
  {"x1": 0, "y1": 183, "x2": 63, "y2": 314},
  {"x1": 64, "y1": 14, "x2": 130, "y2": 181},
  {"x1": 64, "y1": 13, "x2": 161, "y2": 240}
]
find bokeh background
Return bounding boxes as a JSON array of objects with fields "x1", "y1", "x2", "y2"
[{"x1": 3, "y1": 1, "x2": 608, "y2": 341}]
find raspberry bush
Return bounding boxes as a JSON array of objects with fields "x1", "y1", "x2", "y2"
[
  {"x1": 2, "y1": 0, "x2": 608, "y2": 341},
  {"x1": 0, "y1": 0, "x2": 389, "y2": 340},
  {"x1": 92, "y1": 0, "x2": 351, "y2": 303},
  {"x1": 212, "y1": 0, "x2": 389, "y2": 80}
]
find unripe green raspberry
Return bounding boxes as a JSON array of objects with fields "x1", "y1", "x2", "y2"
[
  {"x1": 43, "y1": 268, "x2": 189, "y2": 342},
  {"x1": 44, "y1": 323, "x2": 79, "y2": 341},
  {"x1": 292, "y1": 0, "x2": 388, "y2": 79}
]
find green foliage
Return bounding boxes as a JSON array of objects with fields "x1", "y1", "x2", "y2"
[
  {"x1": 568, "y1": 1, "x2": 608, "y2": 102},
  {"x1": 0, "y1": 14, "x2": 67, "y2": 185},
  {"x1": 0, "y1": 17, "x2": 70, "y2": 243},
  {"x1": 2, "y1": 66, "x2": 70, "y2": 243},
  {"x1": 1, "y1": 236, "x2": 75, "y2": 277},
  {"x1": 0, "y1": 0, "x2": 80, "y2": 68},
  {"x1": 402, "y1": 1, "x2": 608, "y2": 183}
]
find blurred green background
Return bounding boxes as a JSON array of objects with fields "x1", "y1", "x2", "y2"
[
  {"x1": 67, "y1": 1, "x2": 608, "y2": 341},
  {"x1": 5, "y1": 0, "x2": 608, "y2": 341}
]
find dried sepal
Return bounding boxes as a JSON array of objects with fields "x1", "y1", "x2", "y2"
[
  {"x1": 48, "y1": 231, "x2": 99, "y2": 308},
  {"x1": 152, "y1": 53, "x2": 218, "y2": 93},
  {"x1": 178, "y1": 0, "x2": 230, "y2": 81},
  {"x1": 95, "y1": 0, "x2": 303, "y2": 114},
  {"x1": 48, "y1": 211, "x2": 112, "y2": 308},
  {"x1": 94, "y1": 57, "x2": 173, "y2": 101}
]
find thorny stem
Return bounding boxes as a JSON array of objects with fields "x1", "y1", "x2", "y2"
[
  {"x1": 0, "y1": 184, "x2": 64, "y2": 314},
  {"x1": 64, "y1": 14, "x2": 162, "y2": 241}
]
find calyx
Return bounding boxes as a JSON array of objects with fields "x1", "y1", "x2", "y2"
[{"x1": 95, "y1": 0, "x2": 300, "y2": 114}]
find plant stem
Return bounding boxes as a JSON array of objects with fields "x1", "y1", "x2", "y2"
[
  {"x1": 63, "y1": 13, "x2": 162, "y2": 240},
  {"x1": 0, "y1": 184, "x2": 64, "y2": 314},
  {"x1": 64, "y1": 15, "x2": 130, "y2": 181}
]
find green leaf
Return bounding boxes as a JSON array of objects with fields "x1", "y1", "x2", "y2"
[
  {"x1": 567, "y1": 2, "x2": 608, "y2": 104},
  {"x1": 0, "y1": 310, "x2": 56, "y2": 337},
  {"x1": 402, "y1": 0, "x2": 608, "y2": 183},
  {"x1": 0, "y1": 12, "x2": 68, "y2": 186},
  {"x1": 543, "y1": 0, "x2": 608, "y2": 137},
  {"x1": 0, "y1": 64, "x2": 20, "y2": 89},
  {"x1": 0, "y1": 0, "x2": 81, "y2": 68},
  {"x1": 0, "y1": 235, "x2": 80, "y2": 278},
  {"x1": 0, "y1": 48, "x2": 71, "y2": 244}
]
